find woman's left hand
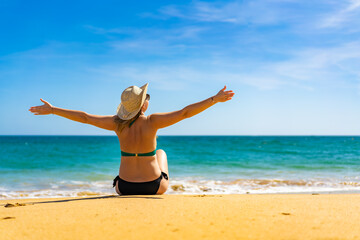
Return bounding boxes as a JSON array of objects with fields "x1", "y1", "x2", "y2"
[
  {"x1": 213, "y1": 86, "x2": 235, "y2": 103},
  {"x1": 29, "y1": 99, "x2": 54, "y2": 115}
]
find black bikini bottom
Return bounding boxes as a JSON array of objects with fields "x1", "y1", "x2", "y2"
[{"x1": 112, "y1": 172, "x2": 169, "y2": 195}]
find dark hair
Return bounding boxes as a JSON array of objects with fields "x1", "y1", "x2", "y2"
[{"x1": 114, "y1": 110, "x2": 142, "y2": 132}]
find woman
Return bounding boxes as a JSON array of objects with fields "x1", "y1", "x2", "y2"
[{"x1": 29, "y1": 84, "x2": 234, "y2": 195}]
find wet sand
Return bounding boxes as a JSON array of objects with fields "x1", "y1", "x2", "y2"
[{"x1": 1, "y1": 194, "x2": 360, "y2": 240}]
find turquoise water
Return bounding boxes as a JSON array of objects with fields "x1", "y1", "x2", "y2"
[{"x1": 1, "y1": 136, "x2": 360, "y2": 198}]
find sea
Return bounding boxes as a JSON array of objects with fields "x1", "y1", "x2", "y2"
[{"x1": 1, "y1": 136, "x2": 360, "y2": 199}]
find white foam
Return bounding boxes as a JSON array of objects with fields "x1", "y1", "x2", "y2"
[
  {"x1": 0, "y1": 180, "x2": 115, "y2": 200},
  {"x1": 166, "y1": 177, "x2": 360, "y2": 195},
  {"x1": 1, "y1": 177, "x2": 360, "y2": 199}
]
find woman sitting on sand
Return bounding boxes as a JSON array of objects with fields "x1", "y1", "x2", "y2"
[{"x1": 29, "y1": 84, "x2": 234, "y2": 195}]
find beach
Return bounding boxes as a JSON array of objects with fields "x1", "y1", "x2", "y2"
[
  {"x1": 1, "y1": 136, "x2": 360, "y2": 239},
  {"x1": 1, "y1": 194, "x2": 360, "y2": 240},
  {"x1": 1, "y1": 136, "x2": 360, "y2": 198}
]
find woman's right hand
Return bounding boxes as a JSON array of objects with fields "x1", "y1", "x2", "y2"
[
  {"x1": 213, "y1": 86, "x2": 235, "y2": 103},
  {"x1": 29, "y1": 99, "x2": 54, "y2": 115}
]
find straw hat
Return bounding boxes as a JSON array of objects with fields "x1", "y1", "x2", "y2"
[{"x1": 116, "y1": 83, "x2": 149, "y2": 120}]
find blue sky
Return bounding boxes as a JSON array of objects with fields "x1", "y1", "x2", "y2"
[{"x1": 1, "y1": 0, "x2": 360, "y2": 135}]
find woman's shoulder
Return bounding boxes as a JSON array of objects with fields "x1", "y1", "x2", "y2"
[{"x1": 147, "y1": 110, "x2": 186, "y2": 129}]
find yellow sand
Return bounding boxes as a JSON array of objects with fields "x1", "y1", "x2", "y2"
[{"x1": 1, "y1": 194, "x2": 360, "y2": 240}]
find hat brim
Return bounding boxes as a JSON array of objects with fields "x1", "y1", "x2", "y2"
[{"x1": 116, "y1": 83, "x2": 148, "y2": 120}]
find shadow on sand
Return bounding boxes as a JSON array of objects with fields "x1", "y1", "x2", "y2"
[{"x1": 1, "y1": 195, "x2": 163, "y2": 207}]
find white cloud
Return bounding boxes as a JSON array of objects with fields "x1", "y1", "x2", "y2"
[
  {"x1": 84, "y1": 24, "x2": 206, "y2": 40},
  {"x1": 85, "y1": 65, "x2": 202, "y2": 91},
  {"x1": 348, "y1": 0, "x2": 360, "y2": 11},
  {"x1": 152, "y1": 0, "x2": 360, "y2": 36},
  {"x1": 84, "y1": 24, "x2": 207, "y2": 54},
  {"x1": 318, "y1": 0, "x2": 360, "y2": 29},
  {"x1": 158, "y1": 0, "x2": 288, "y2": 25},
  {"x1": 252, "y1": 41, "x2": 360, "y2": 91},
  {"x1": 83, "y1": 41, "x2": 360, "y2": 93}
]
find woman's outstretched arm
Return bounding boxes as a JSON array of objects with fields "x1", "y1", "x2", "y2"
[
  {"x1": 149, "y1": 86, "x2": 234, "y2": 129},
  {"x1": 29, "y1": 99, "x2": 117, "y2": 131}
]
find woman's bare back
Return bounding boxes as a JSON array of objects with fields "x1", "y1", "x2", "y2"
[{"x1": 115, "y1": 115, "x2": 162, "y2": 182}]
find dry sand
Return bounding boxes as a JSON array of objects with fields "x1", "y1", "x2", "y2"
[{"x1": 1, "y1": 194, "x2": 360, "y2": 240}]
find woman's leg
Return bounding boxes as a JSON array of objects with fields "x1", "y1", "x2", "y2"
[
  {"x1": 156, "y1": 149, "x2": 169, "y2": 194},
  {"x1": 115, "y1": 180, "x2": 122, "y2": 195}
]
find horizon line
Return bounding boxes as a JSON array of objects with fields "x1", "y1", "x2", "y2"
[{"x1": 1, "y1": 135, "x2": 360, "y2": 137}]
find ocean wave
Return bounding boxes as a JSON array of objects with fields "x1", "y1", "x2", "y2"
[
  {"x1": 166, "y1": 177, "x2": 360, "y2": 195},
  {"x1": 0, "y1": 180, "x2": 113, "y2": 199},
  {"x1": 1, "y1": 177, "x2": 360, "y2": 199}
]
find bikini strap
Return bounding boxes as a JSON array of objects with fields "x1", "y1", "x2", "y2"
[
  {"x1": 113, "y1": 175, "x2": 120, "y2": 188},
  {"x1": 121, "y1": 149, "x2": 157, "y2": 157},
  {"x1": 161, "y1": 172, "x2": 169, "y2": 180},
  {"x1": 129, "y1": 118, "x2": 137, "y2": 128}
]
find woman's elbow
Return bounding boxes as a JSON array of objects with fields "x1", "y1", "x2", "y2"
[
  {"x1": 80, "y1": 112, "x2": 89, "y2": 124},
  {"x1": 181, "y1": 108, "x2": 190, "y2": 119}
]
